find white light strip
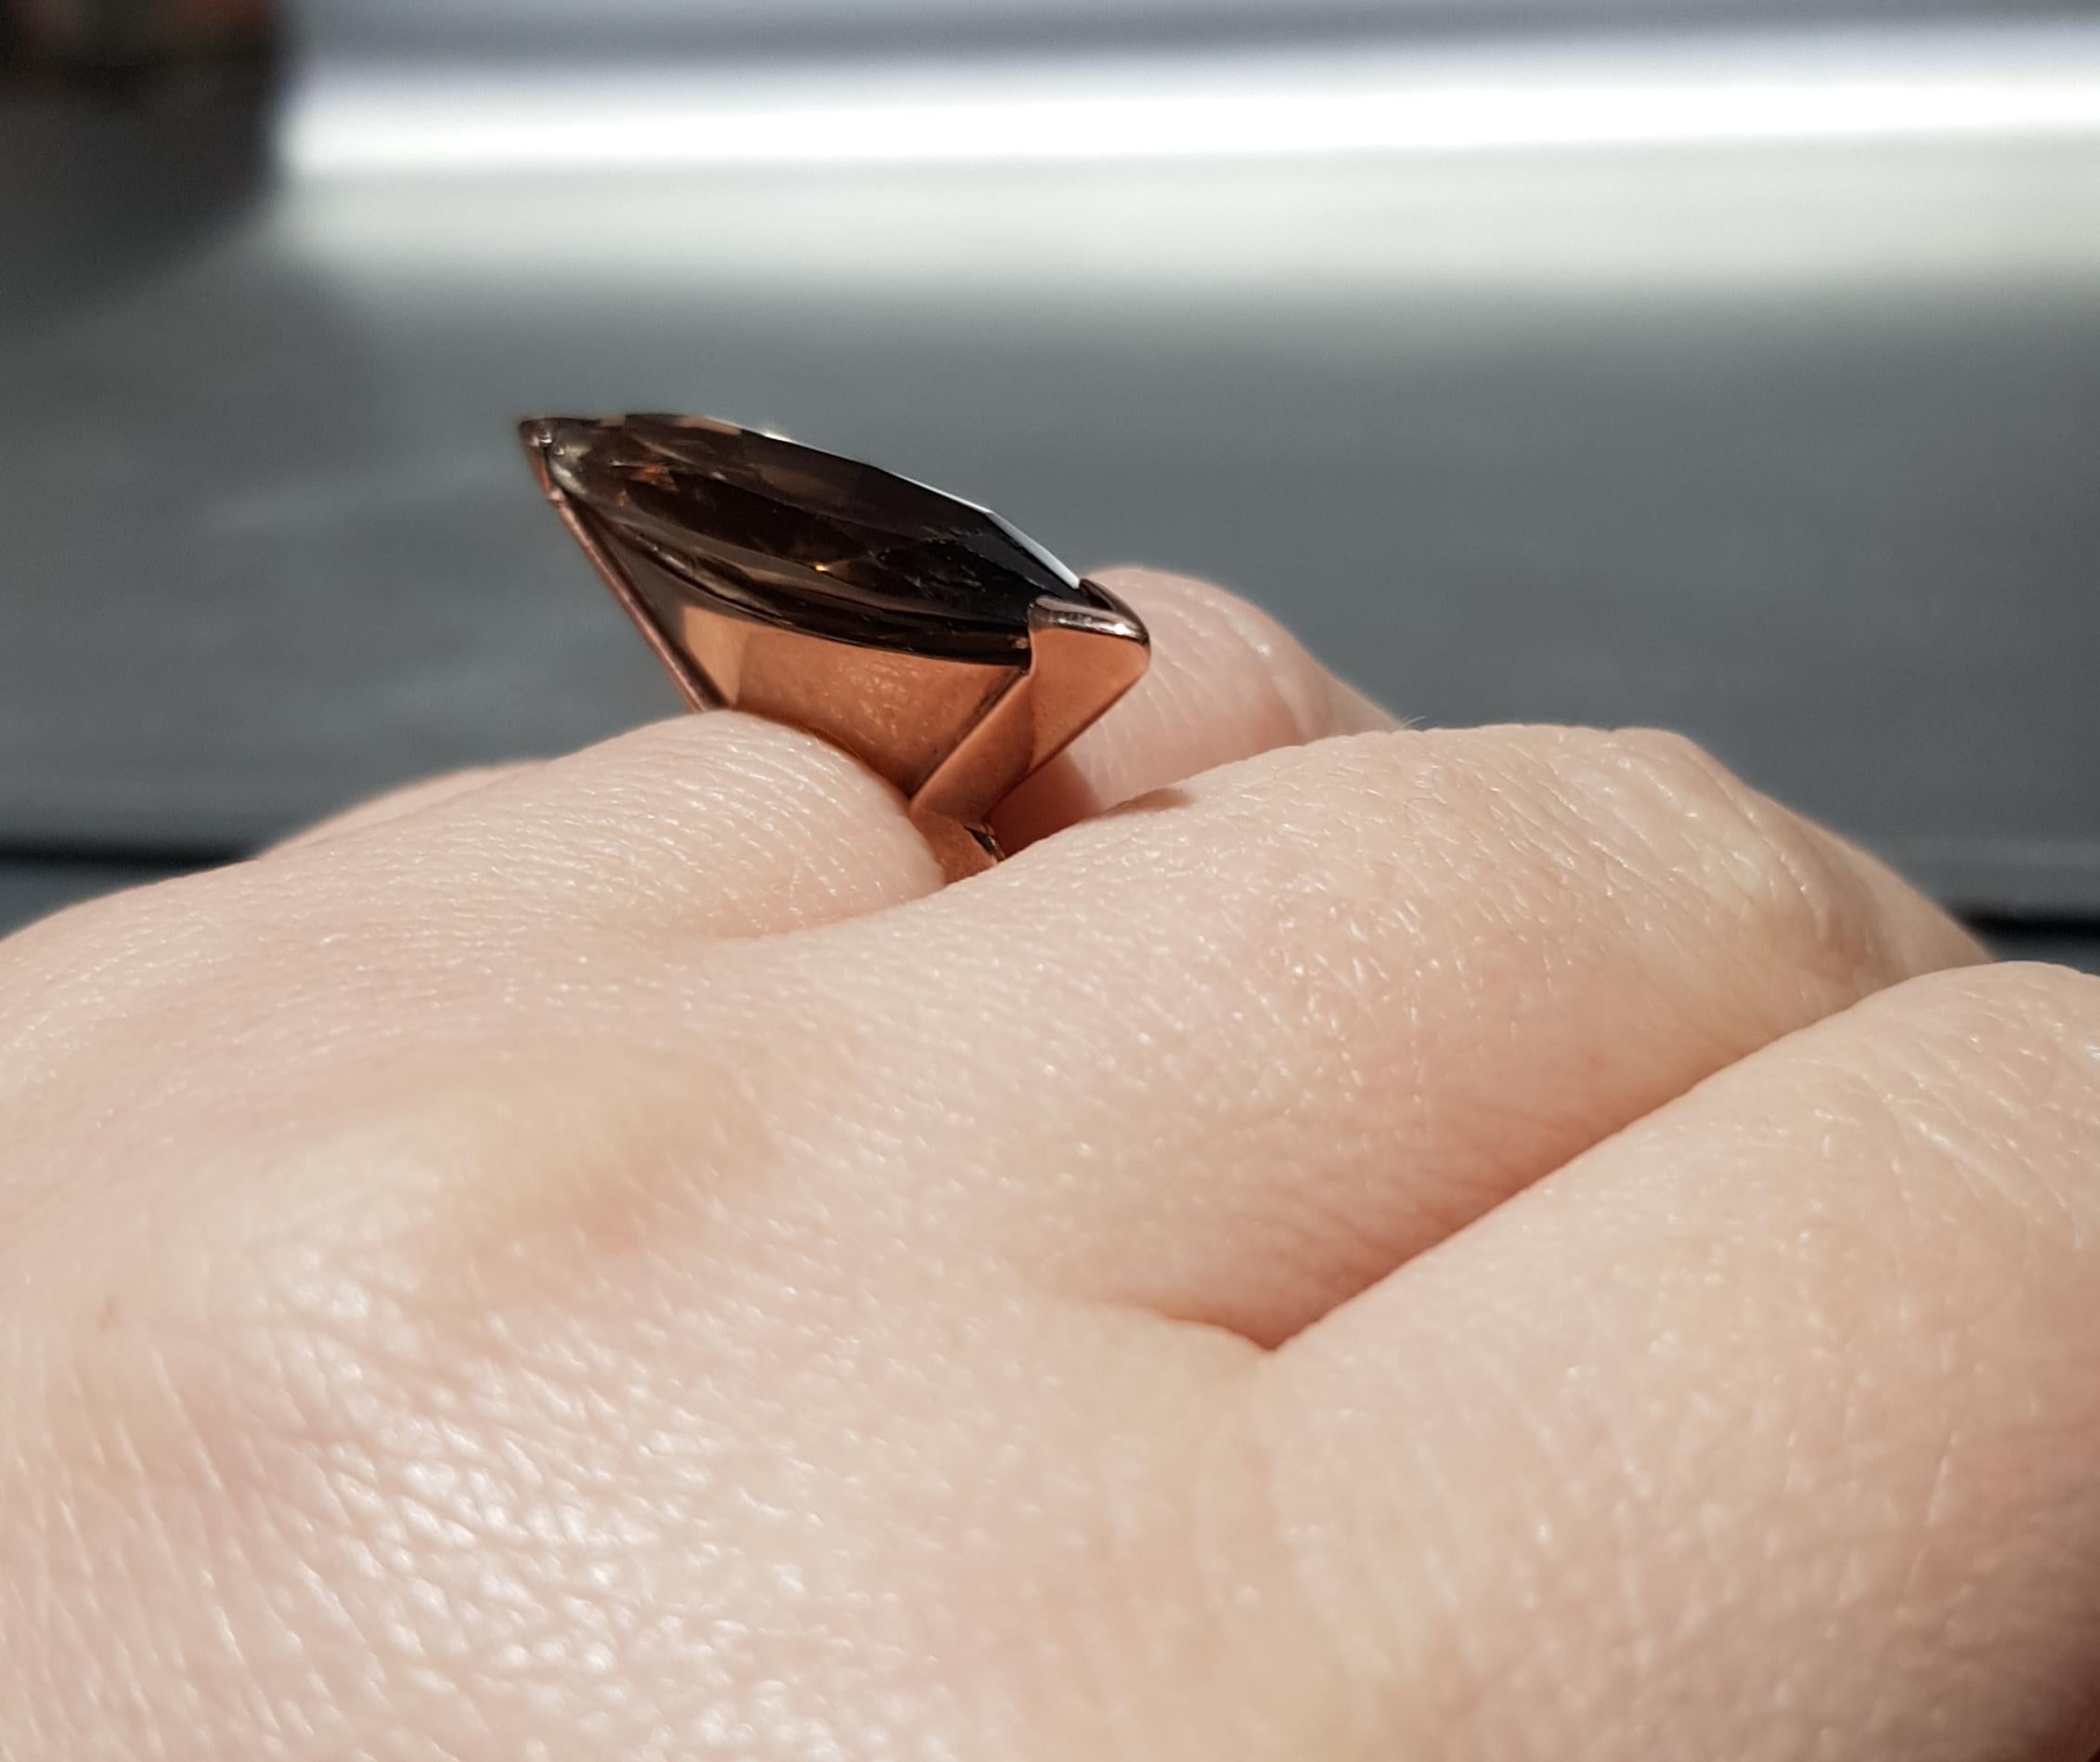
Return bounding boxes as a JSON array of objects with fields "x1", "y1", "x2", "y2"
[{"x1": 282, "y1": 27, "x2": 2100, "y2": 177}]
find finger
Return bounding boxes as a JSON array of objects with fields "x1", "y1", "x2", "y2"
[
  {"x1": 991, "y1": 567, "x2": 1394, "y2": 850},
  {"x1": 739, "y1": 726, "x2": 1984, "y2": 1344},
  {"x1": 1265, "y1": 962, "x2": 2100, "y2": 1759},
  {"x1": 251, "y1": 711, "x2": 947, "y2": 942},
  {"x1": 0, "y1": 577, "x2": 1396, "y2": 1122},
  {"x1": 0, "y1": 711, "x2": 952, "y2": 1121},
  {"x1": 260, "y1": 570, "x2": 1384, "y2": 939},
  {"x1": 268, "y1": 763, "x2": 540, "y2": 852}
]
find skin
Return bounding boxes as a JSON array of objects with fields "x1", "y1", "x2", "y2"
[{"x1": 2, "y1": 568, "x2": 2096, "y2": 1760}]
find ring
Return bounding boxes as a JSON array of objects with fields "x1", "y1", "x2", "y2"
[{"x1": 522, "y1": 413, "x2": 1151, "y2": 877}]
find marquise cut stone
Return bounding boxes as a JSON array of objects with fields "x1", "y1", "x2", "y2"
[{"x1": 524, "y1": 414, "x2": 1117, "y2": 664}]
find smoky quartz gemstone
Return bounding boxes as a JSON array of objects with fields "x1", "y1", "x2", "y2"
[{"x1": 524, "y1": 414, "x2": 1122, "y2": 663}]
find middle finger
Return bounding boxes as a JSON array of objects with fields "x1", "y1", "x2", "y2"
[{"x1": 740, "y1": 724, "x2": 1984, "y2": 1345}]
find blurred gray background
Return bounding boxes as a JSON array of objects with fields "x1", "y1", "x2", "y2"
[{"x1": 3, "y1": 0, "x2": 2096, "y2": 966}]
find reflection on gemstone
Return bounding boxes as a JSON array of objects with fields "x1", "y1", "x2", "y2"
[{"x1": 524, "y1": 413, "x2": 1117, "y2": 663}]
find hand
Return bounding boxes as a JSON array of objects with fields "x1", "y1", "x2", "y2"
[{"x1": 5, "y1": 571, "x2": 2095, "y2": 1761}]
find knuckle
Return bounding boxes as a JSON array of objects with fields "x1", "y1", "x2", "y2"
[
  {"x1": 1168, "y1": 722, "x2": 1926, "y2": 1021},
  {"x1": 1567, "y1": 726, "x2": 1885, "y2": 985},
  {"x1": 1883, "y1": 959, "x2": 2100, "y2": 1092},
  {"x1": 1862, "y1": 960, "x2": 2100, "y2": 1230},
  {"x1": 1966, "y1": 956, "x2": 2100, "y2": 1033},
  {"x1": 1575, "y1": 727, "x2": 1782, "y2": 851},
  {"x1": 1580, "y1": 724, "x2": 1742, "y2": 805},
  {"x1": 1884, "y1": 958, "x2": 2100, "y2": 1058}
]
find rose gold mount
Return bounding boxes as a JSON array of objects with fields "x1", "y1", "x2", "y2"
[{"x1": 522, "y1": 416, "x2": 1149, "y2": 878}]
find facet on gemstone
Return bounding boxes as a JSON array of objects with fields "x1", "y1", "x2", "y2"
[{"x1": 523, "y1": 414, "x2": 1121, "y2": 664}]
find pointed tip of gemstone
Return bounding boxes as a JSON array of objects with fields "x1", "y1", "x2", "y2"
[
  {"x1": 1034, "y1": 590, "x2": 1149, "y2": 648},
  {"x1": 518, "y1": 417, "x2": 564, "y2": 496},
  {"x1": 518, "y1": 415, "x2": 621, "y2": 502}
]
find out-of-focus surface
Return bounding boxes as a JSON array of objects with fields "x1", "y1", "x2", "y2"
[
  {"x1": 3, "y1": 3, "x2": 2096, "y2": 966},
  {"x1": 5, "y1": 0, "x2": 273, "y2": 82}
]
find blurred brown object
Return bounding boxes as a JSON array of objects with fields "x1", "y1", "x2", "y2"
[{"x1": 6, "y1": 0, "x2": 276, "y2": 86}]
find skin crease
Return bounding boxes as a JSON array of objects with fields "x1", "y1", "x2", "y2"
[{"x1": 1, "y1": 570, "x2": 2097, "y2": 1761}]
